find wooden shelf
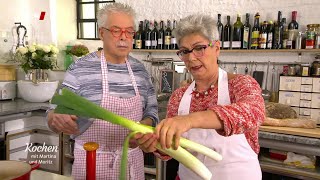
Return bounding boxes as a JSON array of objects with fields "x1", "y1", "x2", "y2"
[
  {"x1": 132, "y1": 49, "x2": 320, "y2": 53},
  {"x1": 144, "y1": 167, "x2": 156, "y2": 175},
  {"x1": 260, "y1": 161, "x2": 320, "y2": 180}
]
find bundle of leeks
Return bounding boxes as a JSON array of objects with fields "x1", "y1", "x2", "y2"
[{"x1": 52, "y1": 88, "x2": 222, "y2": 180}]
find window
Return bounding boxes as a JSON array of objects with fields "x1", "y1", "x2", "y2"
[{"x1": 76, "y1": 0, "x2": 115, "y2": 39}]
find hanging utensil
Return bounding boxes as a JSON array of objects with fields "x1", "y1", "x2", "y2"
[
  {"x1": 245, "y1": 63, "x2": 249, "y2": 75},
  {"x1": 252, "y1": 62, "x2": 264, "y2": 88},
  {"x1": 269, "y1": 64, "x2": 278, "y2": 102},
  {"x1": 233, "y1": 63, "x2": 237, "y2": 74},
  {"x1": 261, "y1": 61, "x2": 271, "y2": 102}
]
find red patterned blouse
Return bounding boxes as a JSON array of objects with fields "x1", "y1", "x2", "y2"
[{"x1": 166, "y1": 74, "x2": 265, "y2": 154}]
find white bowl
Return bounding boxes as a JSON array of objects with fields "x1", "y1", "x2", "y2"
[{"x1": 18, "y1": 80, "x2": 59, "y2": 103}]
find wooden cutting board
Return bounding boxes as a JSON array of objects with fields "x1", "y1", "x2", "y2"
[{"x1": 259, "y1": 125, "x2": 320, "y2": 138}]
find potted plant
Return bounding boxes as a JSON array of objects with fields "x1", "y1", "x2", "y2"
[
  {"x1": 64, "y1": 44, "x2": 89, "y2": 70},
  {"x1": 14, "y1": 43, "x2": 59, "y2": 74}
]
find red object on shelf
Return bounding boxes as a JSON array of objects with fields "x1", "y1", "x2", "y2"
[
  {"x1": 83, "y1": 142, "x2": 99, "y2": 180},
  {"x1": 269, "y1": 149, "x2": 287, "y2": 161}
]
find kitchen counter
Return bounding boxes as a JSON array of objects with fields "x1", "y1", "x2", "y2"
[
  {"x1": 0, "y1": 99, "x2": 50, "y2": 116},
  {"x1": 31, "y1": 170, "x2": 73, "y2": 180},
  {"x1": 259, "y1": 126, "x2": 320, "y2": 157}
]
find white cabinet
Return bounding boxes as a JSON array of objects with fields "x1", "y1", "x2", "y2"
[
  {"x1": 279, "y1": 76, "x2": 320, "y2": 123},
  {"x1": 278, "y1": 91, "x2": 300, "y2": 107},
  {"x1": 4, "y1": 112, "x2": 62, "y2": 174},
  {"x1": 279, "y1": 77, "x2": 301, "y2": 91},
  {"x1": 311, "y1": 93, "x2": 320, "y2": 108}
]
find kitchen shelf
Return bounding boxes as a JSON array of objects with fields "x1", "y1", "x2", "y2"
[
  {"x1": 260, "y1": 160, "x2": 320, "y2": 180},
  {"x1": 144, "y1": 167, "x2": 156, "y2": 175},
  {"x1": 132, "y1": 49, "x2": 320, "y2": 53}
]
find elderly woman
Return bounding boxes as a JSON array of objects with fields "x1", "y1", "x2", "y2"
[{"x1": 135, "y1": 14, "x2": 265, "y2": 180}]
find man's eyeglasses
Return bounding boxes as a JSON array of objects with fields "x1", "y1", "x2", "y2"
[
  {"x1": 176, "y1": 42, "x2": 216, "y2": 62},
  {"x1": 101, "y1": 27, "x2": 135, "y2": 38}
]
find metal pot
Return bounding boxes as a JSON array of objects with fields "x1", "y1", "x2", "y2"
[{"x1": 0, "y1": 161, "x2": 40, "y2": 180}]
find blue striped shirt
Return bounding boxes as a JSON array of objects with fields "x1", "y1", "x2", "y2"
[{"x1": 60, "y1": 51, "x2": 159, "y2": 137}]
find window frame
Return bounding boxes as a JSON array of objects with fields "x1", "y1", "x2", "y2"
[{"x1": 76, "y1": 0, "x2": 115, "y2": 40}]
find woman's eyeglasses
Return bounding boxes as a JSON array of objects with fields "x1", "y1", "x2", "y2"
[
  {"x1": 101, "y1": 27, "x2": 135, "y2": 38},
  {"x1": 176, "y1": 42, "x2": 215, "y2": 62}
]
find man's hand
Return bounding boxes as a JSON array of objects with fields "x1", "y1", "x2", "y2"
[
  {"x1": 133, "y1": 132, "x2": 158, "y2": 153},
  {"x1": 48, "y1": 111, "x2": 79, "y2": 135}
]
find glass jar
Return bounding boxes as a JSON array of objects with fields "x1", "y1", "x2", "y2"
[
  {"x1": 305, "y1": 24, "x2": 319, "y2": 49},
  {"x1": 300, "y1": 63, "x2": 311, "y2": 76},
  {"x1": 316, "y1": 25, "x2": 320, "y2": 49}
]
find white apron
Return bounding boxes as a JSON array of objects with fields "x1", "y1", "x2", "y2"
[
  {"x1": 71, "y1": 51, "x2": 145, "y2": 180},
  {"x1": 178, "y1": 68, "x2": 261, "y2": 180}
]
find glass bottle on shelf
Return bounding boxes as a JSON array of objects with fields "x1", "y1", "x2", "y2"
[
  {"x1": 164, "y1": 20, "x2": 172, "y2": 49},
  {"x1": 157, "y1": 20, "x2": 165, "y2": 49},
  {"x1": 232, "y1": 14, "x2": 243, "y2": 49},
  {"x1": 251, "y1": 12, "x2": 260, "y2": 49},
  {"x1": 151, "y1": 21, "x2": 158, "y2": 49},
  {"x1": 223, "y1": 15, "x2": 232, "y2": 50},
  {"x1": 135, "y1": 21, "x2": 143, "y2": 49},
  {"x1": 282, "y1": 18, "x2": 288, "y2": 49},
  {"x1": 217, "y1": 14, "x2": 224, "y2": 46},
  {"x1": 242, "y1": 13, "x2": 251, "y2": 49},
  {"x1": 266, "y1": 21, "x2": 274, "y2": 49},
  {"x1": 144, "y1": 20, "x2": 152, "y2": 49},
  {"x1": 288, "y1": 11, "x2": 299, "y2": 49},
  {"x1": 171, "y1": 20, "x2": 178, "y2": 49},
  {"x1": 273, "y1": 11, "x2": 283, "y2": 49},
  {"x1": 259, "y1": 21, "x2": 268, "y2": 49}
]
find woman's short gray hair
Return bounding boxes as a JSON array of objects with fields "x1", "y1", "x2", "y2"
[
  {"x1": 97, "y1": 2, "x2": 136, "y2": 28},
  {"x1": 173, "y1": 14, "x2": 219, "y2": 46}
]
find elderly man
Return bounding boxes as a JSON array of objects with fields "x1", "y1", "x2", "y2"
[{"x1": 47, "y1": 3, "x2": 158, "y2": 179}]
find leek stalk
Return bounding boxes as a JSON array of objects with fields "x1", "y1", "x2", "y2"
[{"x1": 52, "y1": 88, "x2": 222, "y2": 180}]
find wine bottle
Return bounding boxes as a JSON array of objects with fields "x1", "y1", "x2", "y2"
[
  {"x1": 288, "y1": 11, "x2": 299, "y2": 49},
  {"x1": 171, "y1": 20, "x2": 178, "y2": 49},
  {"x1": 144, "y1": 20, "x2": 152, "y2": 49},
  {"x1": 273, "y1": 11, "x2": 283, "y2": 49},
  {"x1": 135, "y1": 21, "x2": 143, "y2": 49},
  {"x1": 232, "y1": 14, "x2": 243, "y2": 49},
  {"x1": 282, "y1": 18, "x2": 288, "y2": 49},
  {"x1": 151, "y1": 20, "x2": 158, "y2": 49},
  {"x1": 242, "y1": 13, "x2": 251, "y2": 49},
  {"x1": 223, "y1": 15, "x2": 232, "y2": 50},
  {"x1": 259, "y1": 21, "x2": 268, "y2": 49},
  {"x1": 164, "y1": 20, "x2": 172, "y2": 49},
  {"x1": 157, "y1": 20, "x2": 165, "y2": 49},
  {"x1": 217, "y1": 14, "x2": 224, "y2": 45},
  {"x1": 251, "y1": 13, "x2": 260, "y2": 49},
  {"x1": 266, "y1": 21, "x2": 274, "y2": 49}
]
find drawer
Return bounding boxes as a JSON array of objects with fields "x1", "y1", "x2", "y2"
[
  {"x1": 278, "y1": 91, "x2": 300, "y2": 107},
  {"x1": 299, "y1": 100, "x2": 311, "y2": 108},
  {"x1": 313, "y1": 78, "x2": 320, "y2": 93},
  {"x1": 9, "y1": 135, "x2": 31, "y2": 150},
  {"x1": 299, "y1": 108, "x2": 311, "y2": 116},
  {"x1": 279, "y1": 76, "x2": 301, "y2": 91},
  {"x1": 300, "y1": 85, "x2": 313, "y2": 92},
  {"x1": 311, "y1": 93, "x2": 320, "y2": 108},
  {"x1": 300, "y1": 92, "x2": 312, "y2": 100},
  {"x1": 311, "y1": 109, "x2": 320, "y2": 124},
  {"x1": 301, "y1": 77, "x2": 313, "y2": 84}
]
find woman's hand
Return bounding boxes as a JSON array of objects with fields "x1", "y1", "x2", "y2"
[
  {"x1": 155, "y1": 115, "x2": 193, "y2": 150},
  {"x1": 133, "y1": 132, "x2": 158, "y2": 153}
]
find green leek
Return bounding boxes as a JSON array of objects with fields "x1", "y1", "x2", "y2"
[{"x1": 52, "y1": 88, "x2": 222, "y2": 180}]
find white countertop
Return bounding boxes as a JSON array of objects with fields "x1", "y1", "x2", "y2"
[{"x1": 31, "y1": 170, "x2": 73, "y2": 180}]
